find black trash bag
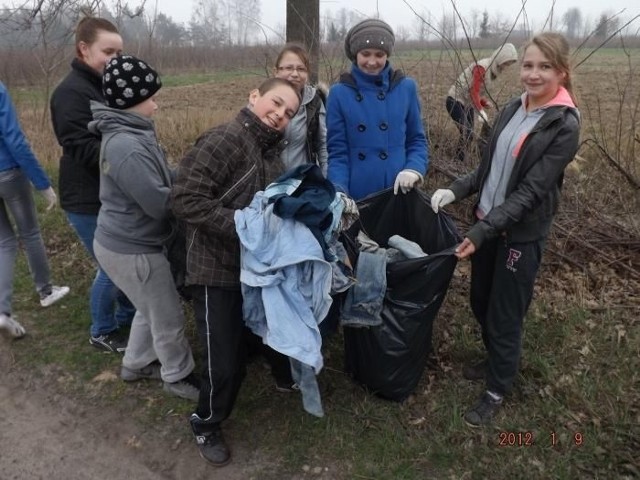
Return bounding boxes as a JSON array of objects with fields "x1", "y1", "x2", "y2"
[{"x1": 342, "y1": 187, "x2": 461, "y2": 401}]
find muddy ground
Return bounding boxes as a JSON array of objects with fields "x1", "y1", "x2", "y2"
[{"x1": 0, "y1": 344, "x2": 270, "y2": 480}]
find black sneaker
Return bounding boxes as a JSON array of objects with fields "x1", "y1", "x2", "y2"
[
  {"x1": 163, "y1": 372, "x2": 200, "y2": 401},
  {"x1": 89, "y1": 330, "x2": 128, "y2": 353},
  {"x1": 463, "y1": 391, "x2": 503, "y2": 427},
  {"x1": 190, "y1": 415, "x2": 231, "y2": 467},
  {"x1": 462, "y1": 359, "x2": 487, "y2": 381}
]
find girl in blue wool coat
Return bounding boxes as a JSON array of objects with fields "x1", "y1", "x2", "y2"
[{"x1": 327, "y1": 18, "x2": 429, "y2": 201}]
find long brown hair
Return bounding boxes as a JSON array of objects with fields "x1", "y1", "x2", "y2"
[
  {"x1": 75, "y1": 17, "x2": 119, "y2": 58},
  {"x1": 523, "y1": 32, "x2": 577, "y2": 106}
]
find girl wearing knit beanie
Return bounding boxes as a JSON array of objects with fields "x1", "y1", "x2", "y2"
[{"x1": 326, "y1": 18, "x2": 429, "y2": 201}]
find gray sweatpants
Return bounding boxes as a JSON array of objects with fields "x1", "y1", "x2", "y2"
[{"x1": 94, "y1": 239, "x2": 194, "y2": 383}]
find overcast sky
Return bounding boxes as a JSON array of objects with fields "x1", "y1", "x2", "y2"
[{"x1": 147, "y1": 0, "x2": 639, "y2": 34}]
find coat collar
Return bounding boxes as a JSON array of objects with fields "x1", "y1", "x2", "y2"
[
  {"x1": 236, "y1": 108, "x2": 285, "y2": 151},
  {"x1": 339, "y1": 63, "x2": 405, "y2": 92},
  {"x1": 71, "y1": 57, "x2": 102, "y2": 87}
]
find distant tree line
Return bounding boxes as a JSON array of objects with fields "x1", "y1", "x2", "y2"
[{"x1": 0, "y1": 0, "x2": 637, "y2": 88}]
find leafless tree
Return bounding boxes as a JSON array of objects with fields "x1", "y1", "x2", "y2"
[
  {"x1": 412, "y1": 9, "x2": 432, "y2": 42},
  {"x1": 218, "y1": 0, "x2": 261, "y2": 46},
  {"x1": 189, "y1": 0, "x2": 227, "y2": 46},
  {"x1": 0, "y1": 0, "x2": 103, "y2": 122},
  {"x1": 562, "y1": 7, "x2": 583, "y2": 39}
]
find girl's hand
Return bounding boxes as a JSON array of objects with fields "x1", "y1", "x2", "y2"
[
  {"x1": 455, "y1": 238, "x2": 476, "y2": 259},
  {"x1": 39, "y1": 187, "x2": 58, "y2": 211}
]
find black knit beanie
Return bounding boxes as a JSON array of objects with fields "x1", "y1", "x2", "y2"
[
  {"x1": 344, "y1": 18, "x2": 395, "y2": 63},
  {"x1": 103, "y1": 54, "x2": 162, "y2": 109}
]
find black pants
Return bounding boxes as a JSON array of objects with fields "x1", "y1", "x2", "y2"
[
  {"x1": 470, "y1": 237, "x2": 544, "y2": 396},
  {"x1": 244, "y1": 327, "x2": 293, "y2": 385},
  {"x1": 446, "y1": 96, "x2": 474, "y2": 161},
  {"x1": 188, "y1": 285, "x2": 292, "y2": 433},
  {"x1": 189, "y1": 285, "x2": 246, "y2": 432}
]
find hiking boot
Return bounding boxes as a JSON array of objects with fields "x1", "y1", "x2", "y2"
[
  {"x1": 163, "y1": 372, "x2": 200, "y2": 401},
  {"x1": 0, "y1": 313, "x2": 26, "y2": 339},
  {"x1": 39, "y1": 285, "x2": 70, "y2": 307},
  {"x1": 275, "y1": 380, "x2": 300, "y2": 393},
  {"x1": 121, "y1": 362, "x2": 162, "y2": 382},
  {"x1": 462, "y1": 359, "x2": 487, "y2": 381},
  {"x1": 463, "y1": 391, "x2": 503, "y2": 427},
  {"x1": 89, "y1": 330, "x2": 128, "y2": 353},
  {"x1": 190, "y1": 416, "x2": 231, "y2": 467}
]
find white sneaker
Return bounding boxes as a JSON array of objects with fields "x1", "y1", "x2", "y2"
[
  {"x1": 40, "y1": 285, "x2": 70, "y2": 307},
  {"x1": 0, "y1": 313, "x2": 26, "y2": 338}
]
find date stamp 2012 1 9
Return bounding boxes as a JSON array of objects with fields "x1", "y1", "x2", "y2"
[{"x1": 498, "y1": 431, "x2": 585, "y2": 447}]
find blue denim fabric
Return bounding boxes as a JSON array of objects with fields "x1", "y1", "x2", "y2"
[
  {"x1": 0, "y1": 169, "x2": 51, "y2": 314},
  {"x1": 325, "y1": 194, "x2": 344, "y2": 244},
  {"x1": 263, "y1": 176, "x2": 303, "y2": 197},
  {"x1": 66, "y1": 212, "x2": 135, "y2": 335},
  {"x1": 328, "y1": 238, "x2": 355, "y2": 294},
  {"x1": 290, "y1": 358, "x2": 324, "y2": 417},
  {"x1": 265, "y1": 164, "x2": 337, "y2": 261},
  {"x1": 236, "y1": 192, "x2": 333, "y2": 416},
  {"x1": 387, "y1": 234, "x2": 428, "y2": 259},
  {"x1": 341, "y1": 250, "x2": 387, "y2": 327},
  {"x1": 237, "y1": 193, "x2": 331, "y2": 370}
]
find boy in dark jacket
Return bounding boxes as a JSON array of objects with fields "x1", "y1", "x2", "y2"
[{"x1": 172, "y1": 77, "x2": 300, "y2": 467}]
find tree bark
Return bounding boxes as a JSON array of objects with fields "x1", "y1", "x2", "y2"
[{"x1": 286, "y1": 0, "x2": 320, "y2": 83}]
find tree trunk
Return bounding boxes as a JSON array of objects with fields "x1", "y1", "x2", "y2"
[{"x1": 286, "y1": 0, "x2": 320, "y2": 83}]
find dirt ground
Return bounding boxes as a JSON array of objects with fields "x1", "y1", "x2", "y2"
[{"x1": 0, "y1": 344, "x2": 268, "y2": 480}]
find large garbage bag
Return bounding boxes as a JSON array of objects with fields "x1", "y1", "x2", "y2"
[{"x1": 342, "y1": 187, "x2": 461, "y2": 401}]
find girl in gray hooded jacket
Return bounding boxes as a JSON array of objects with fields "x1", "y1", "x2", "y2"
[{"x1": 273, "y1": 43, "x2": 328, "y2": 176}]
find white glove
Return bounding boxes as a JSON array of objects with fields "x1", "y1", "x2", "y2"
[
  {"x1": 478, "y1": 109, "x2": 489, "y2": 124},
  {"x1": 430, "y1": 189, "x2": 455, "y2": 213},
  {"x1": 393, "y1": 170, "x2": 421, "y2": 195},
  {"x1": 39, "y1": 186, "x2": 57, "y2": 211}
]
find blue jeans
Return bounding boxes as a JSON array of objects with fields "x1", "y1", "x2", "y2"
[
  {"x1": 65, "y1": 212, "x2": 135, "y2": 336},
  {"x1": 341, "y1": 251, "x2": 387, "y2": 327},
  {"x1": 0, "y1": 169, "x2": 51, "y2": 315}
]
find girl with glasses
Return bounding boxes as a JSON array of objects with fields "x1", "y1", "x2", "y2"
[{"x1": 273, "y1": 44, "x2": 328, "y2": 177}]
